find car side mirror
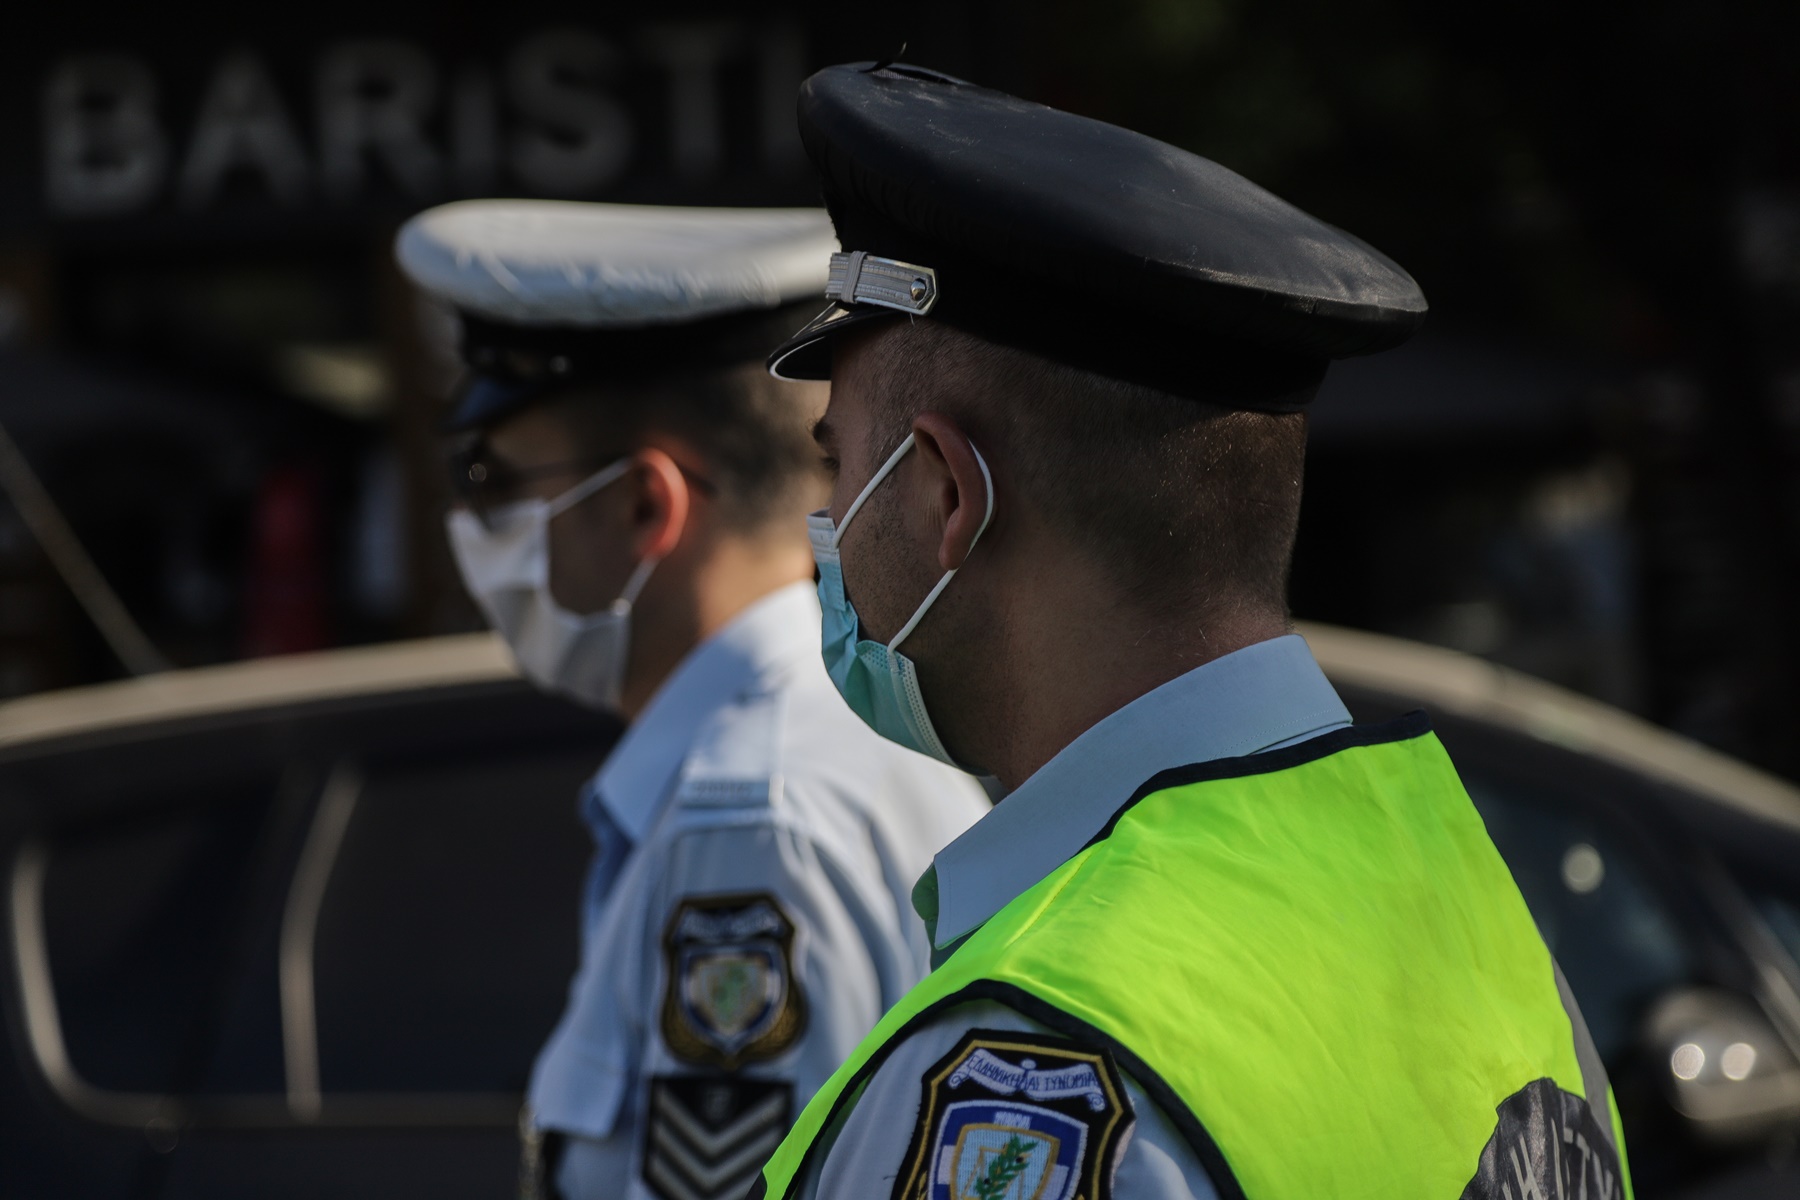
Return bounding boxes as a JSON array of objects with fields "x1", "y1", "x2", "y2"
[{"x1": 1644, "y1": 988, "x2": 1800, "y2": 1146}]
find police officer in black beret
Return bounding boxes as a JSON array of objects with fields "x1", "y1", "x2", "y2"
[{"x1": 752, "y1": 64, "x2": 1634, "y2": 1200}]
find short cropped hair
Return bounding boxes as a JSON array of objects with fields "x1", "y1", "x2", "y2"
[
  {"x1": 857, "y1": 320, "x2": 1309, "y2": 619},
  {"x1": 547, "y1": 362, "x2": 824, "y2": 536}
]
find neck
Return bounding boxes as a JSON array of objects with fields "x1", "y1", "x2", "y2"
[
  {"x1": 932, "y1": 546, "x2": 1288, "y2": 789},
  {"x1": 616, "y1": 531, "x2": 815, "y2": 721}
]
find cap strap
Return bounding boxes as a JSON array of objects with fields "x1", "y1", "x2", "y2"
[{"x1": 825, "y1": 252, "x2": 940, "y2": 315}]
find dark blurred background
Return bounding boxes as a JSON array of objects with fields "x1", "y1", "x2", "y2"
[{"x1": 0, "y1": 1, "x2": 1796, "y2": 776}]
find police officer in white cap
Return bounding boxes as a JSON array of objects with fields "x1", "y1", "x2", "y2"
[{"x1": 395, "y1": 200, "x2": 989, "y2": 1200}]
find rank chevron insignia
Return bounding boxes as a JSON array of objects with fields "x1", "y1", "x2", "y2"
[{"x1": 643, "y1": 1076, "x2": 794, "y2": 1200}]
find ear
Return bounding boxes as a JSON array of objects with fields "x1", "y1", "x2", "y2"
[
  {"x1": 628, "y1": 448, "x2": 691, "y2": 561},
  {"x1": 910, "y1": 411, "x2": 993, "y2": 573}
]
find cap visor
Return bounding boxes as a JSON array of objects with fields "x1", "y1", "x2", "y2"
[
  {"x1": 444, "y1": 375, "x2": 558, "y2": 433},
  {"x1": 766, "y1": 303, "x2": 902, "y2": 380}
]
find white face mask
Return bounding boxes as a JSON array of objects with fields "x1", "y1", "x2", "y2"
[{"x1": 445, "y1": 458, "x2": 658, "y2": 711}]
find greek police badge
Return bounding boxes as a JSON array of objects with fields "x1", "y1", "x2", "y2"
[
  {"x1": 894, "y1": 1031, "x2": 1134, "y2": 1200},
  {"x1": 661, "y1": 893, "x2": 806, "y2": 1069}
]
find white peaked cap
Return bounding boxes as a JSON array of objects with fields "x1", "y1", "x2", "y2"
[{"x1": 395, "y1": 200, "x2": 839, "y2": 327}]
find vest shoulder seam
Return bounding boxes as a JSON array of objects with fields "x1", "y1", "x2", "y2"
[{"x1": 1085, "y1": 709, "x2": 1434, "y2": 848}]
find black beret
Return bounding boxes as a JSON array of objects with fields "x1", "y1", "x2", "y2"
[{"x1": 768, "y1": 64, "x2": 1428, "y2": 410}]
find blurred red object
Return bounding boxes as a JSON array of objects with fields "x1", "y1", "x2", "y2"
[{"x1": 241, "y1": 465, "x2": 330, "y2": 658}]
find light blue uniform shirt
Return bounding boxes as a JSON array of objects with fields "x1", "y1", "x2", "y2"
[
  {"x1": 801, "y1": 633, "x2": 1353, "y2": 1200},
  {"x1": 526, "y1": 582, "x2": 989, "y2": 1200}
]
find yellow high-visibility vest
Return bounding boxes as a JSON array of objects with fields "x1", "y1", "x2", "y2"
[{"x1": 755, "y1": 715, "x2": 1633, "y2": 1199}]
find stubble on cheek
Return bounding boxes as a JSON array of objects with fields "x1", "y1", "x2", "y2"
[{"x1": 836, "y1": 488, "x2": 897, "y2": 646}]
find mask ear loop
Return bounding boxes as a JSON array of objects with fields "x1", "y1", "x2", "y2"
[
  {"x1": 543, "y1": 455, "x2": 662, "y2": 616},
  {"x1": 612, "y1": 555, "x2": 659, "y2": 615},
  {"x1": 887, "y1": 442, "x2": 995, "y2": 652},
  {"x1": 545, "y1": 456, "x2": 634, "y2": 520},
  {"x1": 832, "y1": 434, "x2": 918, "y2": 550}
]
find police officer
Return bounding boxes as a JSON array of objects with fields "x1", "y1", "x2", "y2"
[
  {"x1": 750, "y1": 66, "x2": 1635, "y2": 1200},
  {"x1": 394, "y1": 200, "x2": 989, "y2": 1200}
]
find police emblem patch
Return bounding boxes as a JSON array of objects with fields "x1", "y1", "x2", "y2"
[
  {"x1": 1460, "y1": 1078, "x2": 1625, "y2": 1200},
  {"x1": 643, "y1": 1075, "x2": 793, "y2": 1200},
  {"x1": 661, "y1": 893, "x2": 806, "y2": 1068},
  {"x1": 893, "y1": 1031, "x2": 1134, "y2": 1200}
]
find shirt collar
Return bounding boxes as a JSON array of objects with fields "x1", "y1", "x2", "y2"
[
  {"x1": 594, "y1": 581, "x2": 819, "y2": 843},
  {"x1": 929, "y1": 633, "x2": 1351, "y2": 949}
]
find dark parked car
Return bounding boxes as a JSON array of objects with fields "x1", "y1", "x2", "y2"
[{"x1": 2, "y1": 627, "x2": 1797, "y2": 1198}]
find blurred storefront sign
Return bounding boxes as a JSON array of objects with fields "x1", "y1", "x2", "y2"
[
  {"x1": 34, "y1": 26, "x2": 809, "y2": 225},
  {"x1": 0, "y1": 2, "x2": 974, "y2": 240}
]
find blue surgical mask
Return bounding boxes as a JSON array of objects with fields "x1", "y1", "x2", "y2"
[{"x1": 807, "y1": 433, "x2": 994, "y2": 766}]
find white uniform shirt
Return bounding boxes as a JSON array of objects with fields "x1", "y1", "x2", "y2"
[
  {"x1": 795, "y1": 634, "x2": 1353, "y2": 1200},
  {"x1": 526, "y1": 582, "x2": 990, "y2": 1200}
]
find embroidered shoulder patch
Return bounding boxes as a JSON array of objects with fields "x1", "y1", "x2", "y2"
[
  {"x1": 1460, "y1": 1078, "x2": 1625, "y2": 1200},
  {"x1": 660, "y1": 893, "x2": 807, "y2": 1069},
  {"x1": 643, "y1": 1075, "x2": 793, "y2": 1200},
  {"x1": 892, "y1": 1030, "x2": 1135, "y2": 1200}
]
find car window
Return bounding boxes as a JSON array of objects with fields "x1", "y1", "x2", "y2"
[
  {"x1": 33, "y1": 765, "x2": 289, "y2": 1095},
  {"x1": 311, "y1": 744, "x2": 598, "y2": 1094},
  {"x1": 1456, "y1": 769, "x2": 1694, "y2": 1063}
]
